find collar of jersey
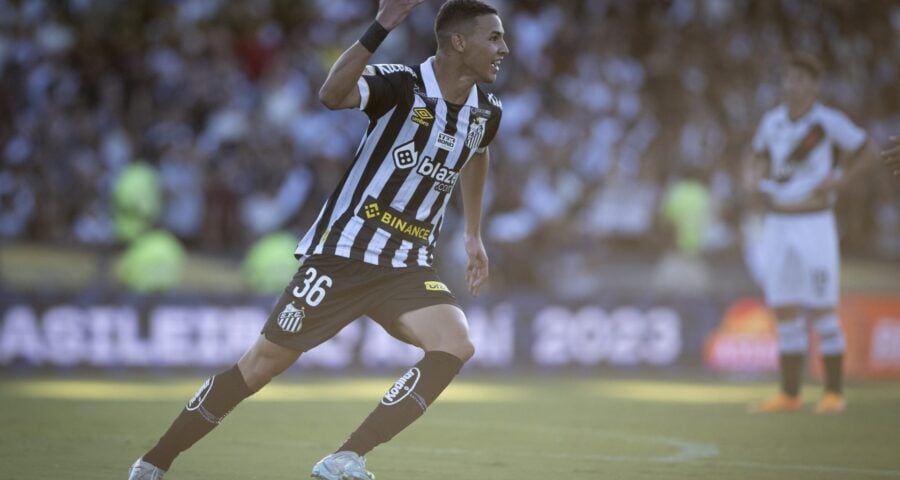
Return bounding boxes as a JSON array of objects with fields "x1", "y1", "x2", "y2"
[{"x1": 420, "y1": 56, "x2": 479, "y2": 108}]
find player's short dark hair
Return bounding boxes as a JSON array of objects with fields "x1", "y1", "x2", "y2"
[
  {"x1": 435, "y1": 0, "x2": 498, "y2": 48},
  {"x1": 788, "y1": 52, "x2": 823, "y2": 79}
]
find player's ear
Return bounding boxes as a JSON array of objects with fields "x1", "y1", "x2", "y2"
[{"x1": 451, "y1": 32, "x2": 465, "y2": 53}]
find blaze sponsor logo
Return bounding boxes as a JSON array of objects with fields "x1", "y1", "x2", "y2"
[
  {"x1": 411, "y1": 107, "x2": 434, "y2": 127},
  {"x1": 382, "y1": 367, "x2": 421, "y2": 405},
  {"x1": 424, "y1": 281, "x2": 450, "y2": 293},
  {"x1": 416, "y1": 155, "x2": 459, "y2": 193},
  {"x1": 186, "y1": 377, "x2": 213, "y2": 410},
  {"x1": 393, "y1": 141, "x2": 418, "y2": 169},
  {"x1": 277, "y1": 302, "x2": 305, "y2": 333},
  {"x1": 359, "y1": 197, "x2": 432, "y2": 243},
  {"x1": 436, "y1": 132, "x2": 456, "y2": 151}
]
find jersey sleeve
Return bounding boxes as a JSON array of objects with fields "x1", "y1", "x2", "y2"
[
  {"x1": 359, "y1": 64, "x2": 415, "y2": 120},
  {"x1": 821, "y1": 108, "x2": 867, "y2": 153}
]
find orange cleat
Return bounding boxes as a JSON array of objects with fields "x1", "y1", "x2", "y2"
[
  {"x1": 813, "y1": 392, "x2": 846, "y2": 414},
  {"x1": 747, "y1": 393, "x2": 803, "y2": 414}
]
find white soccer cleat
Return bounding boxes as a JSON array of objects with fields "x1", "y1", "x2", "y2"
[
  {"x1": 311, "y1": 451, "x2": 375, "y2": 480},
  {"x1": 128, "y1": 458, "x2": 166, "y2": 480}
]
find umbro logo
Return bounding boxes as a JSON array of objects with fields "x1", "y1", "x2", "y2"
[{"x1": 411, "y1": 107, "x2": 434, "y2": 127}]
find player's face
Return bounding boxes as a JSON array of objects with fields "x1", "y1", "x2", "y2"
[
  {"x1": 782, "y1": 65, "x2": 819, "y2": 109},
  {"x1": 462, "y1": 14, "x2": 508, "y2": 83}
]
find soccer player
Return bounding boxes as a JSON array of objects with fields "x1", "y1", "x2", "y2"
[
  {"x1": 883, "y1": 136, "x2": 900, "y2": 176},
  {"x1": 744, "y1": 53, "x2": 878, "y2": 415},
  {"x1": 128, "y1": 0, "x2": 507, "y2": 478}
]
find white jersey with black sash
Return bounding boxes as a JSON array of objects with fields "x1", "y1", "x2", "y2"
[
  {"x1": 296, "y1": 57, "x2": 502, "y2": 268},
  {"x1": 751, "y1": 102, "x2": 866, "y2": 209}
]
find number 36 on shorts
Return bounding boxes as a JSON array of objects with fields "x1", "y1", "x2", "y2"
[{"x1": 292, "y1": 267, "x2": 333, "y2": 307}]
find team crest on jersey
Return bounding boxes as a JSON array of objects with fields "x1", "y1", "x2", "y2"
[
  {"x1": 411, "y1": 107, "x2": 434, "y2": 127},
  {"x1": 466, "y1": 116, "x2": 487, "y2": 150},
  {"x1": 277, "y1": 302, "x2": 305, "y2": 333},
  {"x1": 392, "y1": 141, "x2": 418, "y2": 169}
]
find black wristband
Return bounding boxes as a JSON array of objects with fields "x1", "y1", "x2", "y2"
[{"x1": 359, "y1": 21, "x2": 389, "y2": 53}]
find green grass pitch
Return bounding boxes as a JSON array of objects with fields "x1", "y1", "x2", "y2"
[{"x1": 1, "y1": 375, "x2": 899, "y2": 479}]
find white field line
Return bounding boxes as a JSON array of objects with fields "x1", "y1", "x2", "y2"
[{"x1": 420, "y1": 420, "x2": 900, "y2": 478}]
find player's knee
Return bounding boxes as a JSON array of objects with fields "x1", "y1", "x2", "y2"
[
  {"x1": 446, "y1": 335, "x2": 475, "y2": 363},
  {"x1": 238, "y1": 363, "x2": 274, "y2": 392},
  {"x1": 238, "y1": 341, "x2": 298, "y2": 391},
  {"x1": 811, "y1": 311, "x2": 845, "y2": 355},
  {"x1": 776, "y1": 316, "x2": 808, "y2": 354}
]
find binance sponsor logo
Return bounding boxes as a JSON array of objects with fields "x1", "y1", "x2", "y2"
[
  {"x1": 411, "y1": 107, "x2": 434, "y2": 127},
  {"x1": 359, "y1": 196, "x2": 432, "y2": 243},
  {"x1": 364, "y1": 203, "x2": 381, "y2": 219},
  {"x1": 424, "y1": 281, "x2": 450, "y2": 292}
]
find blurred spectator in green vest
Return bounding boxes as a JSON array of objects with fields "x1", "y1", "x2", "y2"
[
  {"x1": 654, "y1": 165, "x2": 712, "y2": 295},
  {"x1": 113, "y1": 162, "x2": 162, "y2": 242},
  {"x1": 242, "y1": 231, "x2": 299, "y2": 294},
  {"x1": 661, "y1": 167, "x2": 711, "y2": 257},
  {"x1": 115, "y1": 229, "x2": 185, "y2": 292}
]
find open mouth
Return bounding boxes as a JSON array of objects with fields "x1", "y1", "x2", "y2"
[{"x1": 491, "y1": 58, "x2": 503, "y2": 73}]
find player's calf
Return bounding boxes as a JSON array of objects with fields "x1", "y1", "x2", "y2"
[{"x1": 139, "y1": 364, "x2": 255, "y2": 472}]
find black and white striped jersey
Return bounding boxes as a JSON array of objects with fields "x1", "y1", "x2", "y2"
[{"x1": 295, "y1": 56, "x2": 502, "y2": 268}]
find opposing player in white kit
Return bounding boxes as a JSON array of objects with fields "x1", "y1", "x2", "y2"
[{"x1": 744, "y1": 53, "x2": 878, "y2": 414}]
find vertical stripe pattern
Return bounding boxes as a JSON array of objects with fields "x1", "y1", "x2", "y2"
[{"x1": 295, "y1": 59, "x2": 501, "y2": 268}]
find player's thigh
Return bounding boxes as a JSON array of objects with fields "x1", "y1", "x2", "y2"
[
  {"x1": 762, "y1": 215, "x2": 806, "y2": 307},
  {"x1": 801, "y1": 213, "x2": 840, "y2": 308},
  {"x1": 367, "y1": 268, "x2": 472, "y2": 358},
  {"x1": 394, "y1": 304, "x2": 471, "y2": 352},
  {"x1": 261, "y1": 255, "x2": 373, "y2": 354}
]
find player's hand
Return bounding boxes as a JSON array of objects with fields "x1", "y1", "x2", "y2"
[
  {"x1": 464, "y1": 235, "x2": 489, "y2": 297},
  {"x1": 882, "y1": 136, "x2": 900, "y2": 177},
  {"x1": 376, "y1": 0, "x2": 425, "y2": 31}
]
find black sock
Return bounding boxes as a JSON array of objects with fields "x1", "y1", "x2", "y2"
[
  {"x1": 823, "y1": 354, "x2": 843, "y2": 394},
  {"x1": 339, "y1": 350, "x2": 464, "y2": 456},
  {"x1": 143, "y1": 364, "x2": 254, "y2": 470},
  {"x1": 779, "y1": 353, "x2": 804, "y2": 397}
]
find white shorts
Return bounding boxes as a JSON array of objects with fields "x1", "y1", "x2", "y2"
[{"x1": 760, "y1": 211, "x2": 839, "y2": 308}]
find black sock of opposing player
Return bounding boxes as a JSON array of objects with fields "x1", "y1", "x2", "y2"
[
  {"x1": 779, "y1": 353, "x2": 804, "y2": 397},
  {"x1": 143, "y1": 365, "x2": 254, "y2": 470},
  {"x1": 823, "y1": 354, "x2": 843, "y2": 394},
  {"x1": 339, "y1": 350, "x2": 464, "y2": 456}
]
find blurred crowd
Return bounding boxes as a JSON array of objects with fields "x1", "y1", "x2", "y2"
[{"x1": 2, "y1": 0, "x2": 899, "y2": 294}]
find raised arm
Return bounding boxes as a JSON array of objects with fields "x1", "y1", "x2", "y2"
[
  {"x1": 318, "y1": 0, "x2": 424, "y2": 110},
  {"x1": 460, "y1": 148, "x2": 490, "y2": 297}
]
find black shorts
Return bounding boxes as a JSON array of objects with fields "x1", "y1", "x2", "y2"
[{"x1": 261, "y1": 254, "x2": 461, "y2": 352}]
